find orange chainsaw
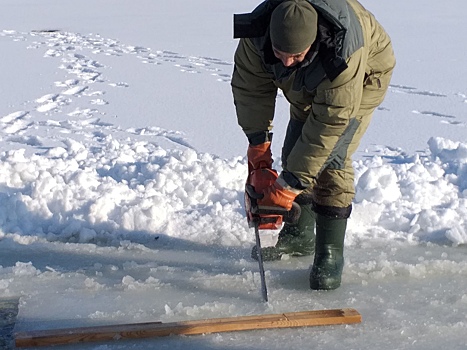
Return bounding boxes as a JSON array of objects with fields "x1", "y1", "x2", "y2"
[{"x1": 244, "y1": 167, "x2": 301, "y2": 301}]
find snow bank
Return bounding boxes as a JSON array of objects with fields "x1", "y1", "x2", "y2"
[
  {"x1": 352, "y1": 137, "x2": 467, "y2": 245},
  {"x1": 0, "y1": 136, "x2": 248, "y2": 247},
  {"x1": 0, "y1": 135, "x2": 465, "y2": 248}
]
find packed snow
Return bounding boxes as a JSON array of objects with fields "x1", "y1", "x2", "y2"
[{"x1": 0, "y1": 1, "x2": 466, "y2": 349}]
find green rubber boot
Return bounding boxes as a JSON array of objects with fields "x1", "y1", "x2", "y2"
[
  {"x1": 251, "y1": 204, "x2": 315, "y2": 261},
  {"x1": 309, "y1": 214, "x2": 347, "y2": 290}
]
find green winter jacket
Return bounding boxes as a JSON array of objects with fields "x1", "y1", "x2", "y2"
[{"x1": 232, "y1": 0, "x2": 395, "y2": 188}]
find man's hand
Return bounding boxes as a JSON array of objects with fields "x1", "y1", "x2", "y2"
[
  {"x1": 258, "y1": 174, "x2": 302, "y2": 211},
  {"x1": 247, "y1": 142, "x2": 273, "y2": 172}
]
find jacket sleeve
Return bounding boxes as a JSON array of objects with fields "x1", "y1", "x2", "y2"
[
  {"x1": 231, "y1": 38, "x2": 278, "y2": 136},
  {"x1": 286, "y1": 47, "x2": 366, "y2": 187}
]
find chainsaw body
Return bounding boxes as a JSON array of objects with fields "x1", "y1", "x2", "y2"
[{"x1": 244, "y1": 168, "x2": 300, "y2": 230}]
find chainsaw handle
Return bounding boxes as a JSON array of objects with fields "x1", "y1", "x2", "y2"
[
  {"x1": 245, "y1": 184, "x2": 301, "y2": 224},
  {"x1": 245, "y1": 184, "x2": 264, "y2": 200},
  {"x1": 254, "y1": 201, "x2": 301, "y2": 225}
]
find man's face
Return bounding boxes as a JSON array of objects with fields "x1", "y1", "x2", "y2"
[{"x1": 273, "y1": 45, "x2": 311, "y2": 67}]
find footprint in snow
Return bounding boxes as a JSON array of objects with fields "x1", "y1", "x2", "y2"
[
  {"x1": 1, "y1": 29, "x2": 232, "y2": 152},
  {"x1": 0, "y1": 111, "x2": 29, "y2": 124},
  {"x1": 389, "y1": 84, "x2": 466, "y2": 126},
  {"x1": 0, "y1": 111, "x2": 32, "y2": 134},
  {"x1": 8, "y1": 135, "x2": 43, "y2": 147},
  {"x1": 412, "y1": 110, "x2": 466, "y2": 126},
  {"x1": 35, "y1": 94, "x2": 71, "y2": 113},
  {"x1": 390, "y1": 84, "x2": 447, "y2": 97},
  {"x1": 54, "y1": 79, "x2": 80, "y2": 88},
  {"x1": 61, "y1": 86, "x2": 89, "y2": 96},
  {"x1": 109, "y1": 82, "x2": 129, "y2": 88}
]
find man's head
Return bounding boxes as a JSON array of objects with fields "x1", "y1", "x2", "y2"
[{"x1": 270, "y1": 0, "x2": 318, "y2": 67}]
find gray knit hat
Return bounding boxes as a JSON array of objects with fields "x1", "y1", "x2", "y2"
[{"x1": 270, "y1": 0, "x2": 318, "y2": 54}]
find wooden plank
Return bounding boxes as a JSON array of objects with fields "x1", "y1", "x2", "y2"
[
  {"x1": 15, "y1": 308, "x2": 361, "y2": 348},
  {"x1": 0, "y1": 298, "x2": 20, "y2": 350}
]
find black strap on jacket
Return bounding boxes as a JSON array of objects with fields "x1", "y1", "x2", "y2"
[{"x1": 233, "y1": 0, "x2": 282, "y2": 38}]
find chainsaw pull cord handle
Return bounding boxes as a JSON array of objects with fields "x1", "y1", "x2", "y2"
[{"x1": 287, "y1": 202, "x2": 301, "y2": 224}]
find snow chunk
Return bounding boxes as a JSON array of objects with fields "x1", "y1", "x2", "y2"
[
  {"x1": 355, "y1": 164, "x2": 401, "y2": 204},
  {"x1": 12, "y1": 262, "x2": 39, "y2": 277}
]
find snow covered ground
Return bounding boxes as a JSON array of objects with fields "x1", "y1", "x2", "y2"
[{"x1": 0, "y1": 0, "x2": 466, "y2": 349}]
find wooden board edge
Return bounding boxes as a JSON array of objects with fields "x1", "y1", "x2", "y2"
[
  {"x1": 0, "y1": 297, "x2": 20, "y2": 350},
  {"x1": 15, "y1": 308, "x2": 361, "y2": 348}
]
